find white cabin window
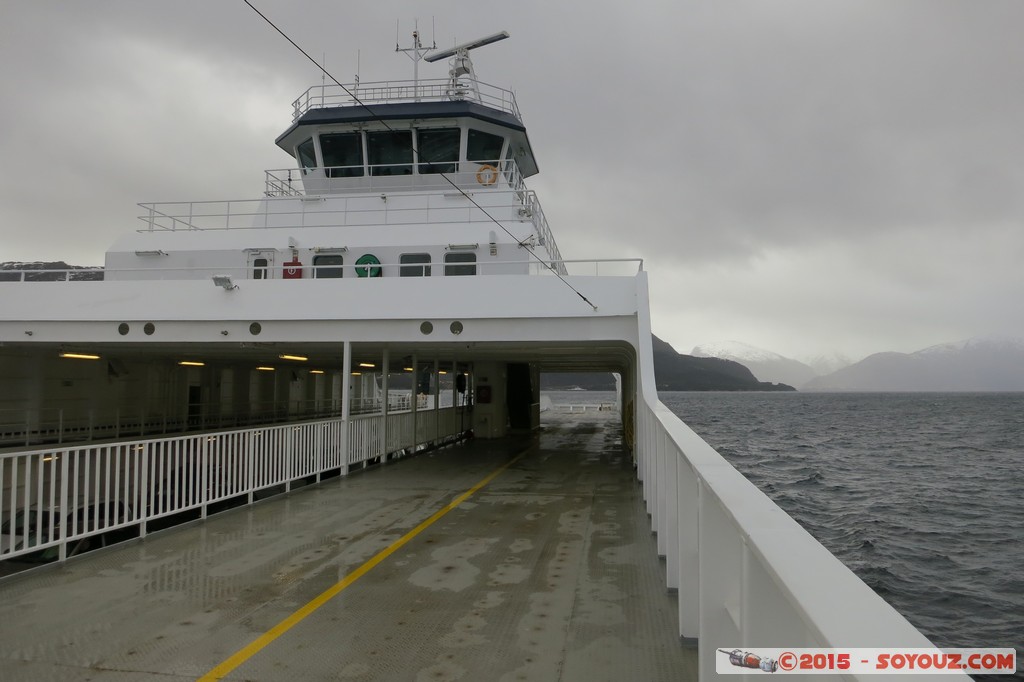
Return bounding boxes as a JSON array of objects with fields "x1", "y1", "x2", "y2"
[
  {"x1": 320, "y1": 133, "x2": 364, "y2": 178},
  {"x1": 253, "y1": 258, "x2": 269, "y2": 280},
  {"x1": 416, "y1": 128, "x2": 460, "y2": 174},
  {"x1": 313, "y1": 254, "x2": 344, "y2": 278},
  {"x1": 296, "y1": 138, "x2": 317, "y2": 174},
  {"x1": 368, "y1": 131, "x2": 413, "y2": 176},
  {"x1": 400, "y1": 253, "x2": 432, "y2": 277},
  {"x1": 467, "y1": 129, "x2": 504, "y2": 163},
  {"x1": 444, "y1": 252, "x2": 476, "y2": 276}
]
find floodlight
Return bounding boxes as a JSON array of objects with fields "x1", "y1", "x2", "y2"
[{"x1": 212, "y1": 275, "x2": 238, "y2": 291}]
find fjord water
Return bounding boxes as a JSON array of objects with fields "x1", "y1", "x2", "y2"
[{"x1": 545, "y1": 391, "x2": 1024, "y2": 677}]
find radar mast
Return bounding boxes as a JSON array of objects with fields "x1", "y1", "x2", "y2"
[{"x1": 425, "y1": 31, "x2": 509, "y2": 103}]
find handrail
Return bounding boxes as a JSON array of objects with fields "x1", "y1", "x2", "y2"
[
  {"x1": 631, "y1": 286, "x2": 968, "y2": 679},
  {"x1": 290, "y1": 78, "x2": 521, "y2": 122},
  {"x1": 0, "y1": 407, "x2": 468, "y2": 565},
  {"x1": 0, "y1": 259, "x2": 641, "y2": 284}
]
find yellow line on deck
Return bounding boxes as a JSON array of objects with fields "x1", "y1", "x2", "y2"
[{"x1": 198, "y1": 451, "x2": 524, "y2": 681}]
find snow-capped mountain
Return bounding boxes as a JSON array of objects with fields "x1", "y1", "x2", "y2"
[
  {"x1": 803, "y1": 336, "x2": 1024, "y2": 391},
  {"x1": 691, "y1": 340, "x2": 817, "y2": 388},
  {"x1": 803, "y1": 352, "x2": 853, "y2": 376}
]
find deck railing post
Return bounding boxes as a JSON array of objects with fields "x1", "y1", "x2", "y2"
[{"x1": 340, "y1": 341, "x2": 352, "y2": 475}]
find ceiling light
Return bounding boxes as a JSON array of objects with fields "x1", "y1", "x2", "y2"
[
  {"x1": 358, "y1": 362, "x2": 375, "y2": 368},
  {"x1": 256, "y1": 366, "x2": 275, "y2": 371},
  {"x1": 310, "y1": 370, "x2": 325, "y2": 375},
  {"x1": 60, "y1": 352, "x2": 100, "y2": 360},
  {"x1": 279, "y1": 354, "x2": 308, "y2": 361},
  {"x1": 178, "y1": 361, "x2": 205, "y2": 367}
]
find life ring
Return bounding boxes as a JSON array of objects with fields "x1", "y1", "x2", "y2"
[
  {"x1": 354, "y1": 254, "x2": 382, "y2": 278},
  {"x1": 475, "y1": 164, "x2": 499, "y2": 186}
]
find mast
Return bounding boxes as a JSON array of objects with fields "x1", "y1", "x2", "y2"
[{"x1": 395, "y1": 20, "x2": 436, "y2": 101}]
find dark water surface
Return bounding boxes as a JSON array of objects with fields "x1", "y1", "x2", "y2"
[{"x1": 546, "y1": 391, "x2": 1024, "y2": 678}]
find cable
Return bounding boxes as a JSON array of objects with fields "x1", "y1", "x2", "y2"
[{"x1": 242, "y1": 0, "x2": 597, "y2": 310}]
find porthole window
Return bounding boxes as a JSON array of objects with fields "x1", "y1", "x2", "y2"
[
  {"x1": 400, "y1": 253, "x2": 431, "y2": 277},
  {"x1": 420, "y1": 321, "x2": 434, "y2": 335},
  {"x1": 118, "y1": 323, "x2": 130, "y2": 336},
  {"x1": 444, "y1": 252, "x2": 476, "y2": 276},
  {"x1": 249, "y1": 322, "x2": 262, "y2": 336},
  {"x1": 313, "y1": 254, "x2": 344, "y2": 278},
  {"x1": 450, "y1": 321, "x2": 464, "y2": 335},
  {"x1": 144, "y1": 322, "x2": 155, "y2": 336}
]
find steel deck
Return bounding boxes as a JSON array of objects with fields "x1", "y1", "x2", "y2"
[{"x1": 0, "y1": 411, "x2": 696, "y2": 681}]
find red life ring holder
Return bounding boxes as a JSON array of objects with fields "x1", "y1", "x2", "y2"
[{"x1": 475, "y1": 164, "x2": 499, "y2": 186}]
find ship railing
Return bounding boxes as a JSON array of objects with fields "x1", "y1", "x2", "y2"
[
  {"x1": 0, "y1": 269, "x2": 104, "y2": 282},
  {"x1": 0, "y1": 407, "x2": 468, "y2": 565},
  {"x1": 0, "y1": 393, "x2": 438, "y2": 450},
  {"x1": 0, "y1": 259, "x2": 639, "y2": 285},
  {"x1": 633, "y1": 377, "x2": 969, "y2": 679},
  {"x1": 262, "y1": 158, "x2": 526, "y2": 197},
  {"x1": 290, "y1": 78, "x2": 521, "y2": 122},
  {"x1": 100, "y1": 258, "x2": 636, "y2": 279}
]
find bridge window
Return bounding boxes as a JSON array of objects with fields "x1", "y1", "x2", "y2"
[
  {"x1": 417, "y1": 128, "x2": 460, "y2": 174},
  {"x1": 467, "y1": 129, "x2": 504, "y2": 163},
  {"x1": 400, "y1": 253, "x2": 432, "y2": 277},
  {"x1": 313, "y1": 254, "x2": 344, "y2": 278},
  {"x1": 444, "y1": 252, "x2": 476, "y2": 276},
  {"x1": 320, "y1": 132, "x2": 364, "y2": 178},
  {"x1": 368, "y1": 130, "x2": 413, "y2": 176},
  {"x1": 296, "y1": 138, "x2": 317, "y2": 174}
]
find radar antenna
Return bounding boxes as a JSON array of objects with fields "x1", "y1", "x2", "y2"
[
  {"x1": 425, "y1": 31, "x2": 509, "y2": 103},
  {"x1": 395, "y1": 19, "x2": 437, "y2": 100}
]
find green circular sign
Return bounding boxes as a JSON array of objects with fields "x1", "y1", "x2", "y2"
[{"x1": 354, "y1": 254, "x2": 382, "y2": 278}]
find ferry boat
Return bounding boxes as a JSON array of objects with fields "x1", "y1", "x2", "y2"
[{"x1": 0, "y1": 29, "x2": 967, "y2": 680}]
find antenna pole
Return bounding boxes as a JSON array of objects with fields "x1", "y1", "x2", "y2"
[{"x1": 395, "y1": 20, "x2": 437, "y2": 100}]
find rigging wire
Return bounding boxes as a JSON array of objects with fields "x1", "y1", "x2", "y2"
[{"x1": 242, "y1": 0, "x2": 598, "y2": 311}]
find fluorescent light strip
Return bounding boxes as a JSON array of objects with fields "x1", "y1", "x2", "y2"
[
  {"x1": 178, "y1": 361, "x2": 205, "y2": 367},
  {"x1": 60, "y1": 352, "x2": 100, "y2": 360},
  {"x1": 279, "y1": 354, "x2": 308, "y2": 362},
  {"x1": 257, "y1": 366, "x2": 275, "y2": 371}
]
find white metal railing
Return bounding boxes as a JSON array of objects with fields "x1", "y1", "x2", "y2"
[
  {"x1": 0, "y1": 399, "x2": 343, "y2": 448},
  {"x1": 0, "y1": 407, "x2": 466, "y2": 565},
  {"x1": 633, "y1": 388, "x2": 970, "y2": 680},
  {"x1": 0, "y1": 259, "x2": 640, "y2": 285},
  {"x1": 290, "y1": 78, "x2": 521, "y2": 122}
]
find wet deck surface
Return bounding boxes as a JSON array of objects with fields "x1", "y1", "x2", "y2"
[{"x1": 0, "y1": 411, "x2": 696, "y2": 681}]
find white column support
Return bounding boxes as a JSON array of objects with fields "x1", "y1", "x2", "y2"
[
  {"x1": 381, "y1": 348, "x2": 390, "y2": 464},
  {"x1": 340, "y1": 341, "x2": 352, "y2": 476},
  {"x1": 411, "y1": 353, "x2": 418, "y2": 451}
]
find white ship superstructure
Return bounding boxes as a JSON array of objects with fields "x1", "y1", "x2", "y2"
[{"x1": 0, "y1": 32, "x2": 967, "y2": 680}]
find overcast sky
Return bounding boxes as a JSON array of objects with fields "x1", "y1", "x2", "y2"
[{"x1": 2, "y1": 1, "x2": 1022, "y2": 362}]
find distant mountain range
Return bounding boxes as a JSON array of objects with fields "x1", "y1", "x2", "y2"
[
  {"x1": 803, "y1": 337, "x2": 1024, "y2": 391},
  {"x1": 693, "y1": 336, "x2": 1024, "y2": 392},
  {"x1": 542, "y1": 336, "x2": 795, "y2": 392}
]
